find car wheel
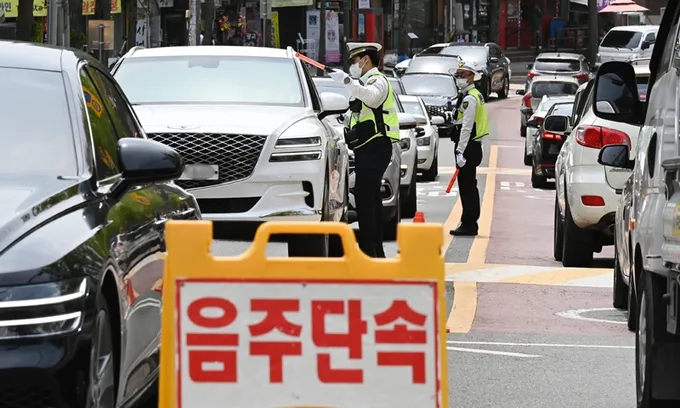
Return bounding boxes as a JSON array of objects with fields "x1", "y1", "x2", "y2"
[
  {"x1": 402, "y1": 171, "x2": 418, "y2": 218},
  {"x1": 613, "y1": 248, "x2": 629, "y2": 309},
  {"x1": 422, "y1": 154, "x2": 438, "y2": 182},
  {"x1": 85, "y1": 293, "x2": 117, "y2": 408},
  {"x1": 383, "y1": 189, "x2": 401, "y2": 241},
  {"x1": 328, "y1": 177, "x2": 349, "y2": 257},
  {"x1": 289, "y1": 171, "x2": 331, "y2": 257},
  {"x1": 497, "y1": 76, "x2": 509, "y2": 99},
  {"x1": 628, "y1": 258, "x2": 638, "y2": 331},
  {"x1": 482, "y1": 78, "x2": 490, "y2": 102},
  {"x1": 530, "y1": 165, "x2": 548, "y2": 188},
  {"x1": 523, "y1": 144, "x2": 532, "y2": 166},
  {"x1": 553, "y1": 196, "x2": 563, "y2": 262},
  {"x1": 561, "y1": 193, "x2": 594, "y2": 267},
  {"x1": 521, "y1": 125, "x2": 527, "y2": 137}
]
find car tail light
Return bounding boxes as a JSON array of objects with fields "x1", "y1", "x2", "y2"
[
  {"x1": 527, "y1": 71, "x2": 540, "y2": 79},
  {"x1": 522, "y1": 93, "x2": 532, "y2": 108},
  {"x1": 573, "y1": 73, "x2": 588, "y2": 81},
  {"x1": 542, "y1": 131, "x2": 562, "y2": 140},
  {"x1": 574, "y1": 125, "x2": 631, "y2": 149},
  {"x1": 581, "y1": 195, "x2": 605, "y2": 206}
]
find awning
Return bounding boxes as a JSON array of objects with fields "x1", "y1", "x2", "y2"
[
  {"x1": 599, "y1": 0, "x2": 649, "y2": 13},
  {"x1": 570, "y1": 0, "x2": 588, "y2": 6}
]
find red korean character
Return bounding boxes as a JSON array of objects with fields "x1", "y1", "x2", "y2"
[
  {"x1": 374, "y1": 300, "x2": 428, "y2": 384},
  {"x1": 311, "y1": 300, "x2": 368, "y2": 383},
  {"x1": 186, "y1": 297, "x2": 239, "y2": 383},
  {"x1": 248, "y1": 299, "x2": 303, "y2": 383}
]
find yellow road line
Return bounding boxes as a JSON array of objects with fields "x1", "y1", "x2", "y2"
[
  {"x1": 447, "y1": 281, "x2": 477, "y2": 333},
  {"x1": 468, "y1": 145, "x2": 498, "y2": 264},
  {"x1": 499, "y1": 267, "x2": 612, "y2": 285}
]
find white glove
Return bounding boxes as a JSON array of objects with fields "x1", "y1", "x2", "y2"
[
  {"x1": 456, "y1": 153, "x2": 466, "y2": 168},
  {"x1": 329, "y1": 69, "x2": 349, "y2": 84}
]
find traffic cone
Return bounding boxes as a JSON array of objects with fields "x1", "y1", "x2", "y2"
[{"x1": 413, "y1": 211, "x2": 425, "y2": 223}]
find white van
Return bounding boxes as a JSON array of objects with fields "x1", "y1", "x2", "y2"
[{"x1": 597, "y1": 25, "x2": 659, "y2": 64}]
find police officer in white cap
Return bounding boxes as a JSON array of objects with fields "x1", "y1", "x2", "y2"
[
  {"x1": 446, "y1": 60, "x2": 490, "y2": 236},
  {"x1": 328, "y1": 42, "x2": 400, "y2": 258}
]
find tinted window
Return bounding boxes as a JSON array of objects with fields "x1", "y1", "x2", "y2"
[
  {"x1": 400, "y1": 100, "x2": 426, "y2": 117},
  {"x1": 601, "y1": 30, "x2": 643, "y2": 49},
  {"x1": 594, "y1": 72, "x2": 637, "y2": 116},
  {"x1": 440, "y1": 46, "x2": 488, "y2": 63},
  {"x1": 114, "y1": 56, "x2": 304, "y2": 106},
  {"x1": 531, "y1": 81, "x2": 579, "y2": 98},
  {"x1": 81, "y1": 69, "x2": 121, "y2": 179},
  {"x1": 406, "y1": 56, "x2": 461, "y2": 74},
  {"x1": 534, "y1": 58, "x2": 581, "y2": 72},
  {"x1": 645, "y1": 32, "x2": 656, "y2": 42},
  {"x1": 637, "y1": 75, "x2": 649, "y2": 101},
  {"x1": 388, "y1": 78, "x2": 404, "y2": 94},
  {"x1": 87, "y1": 67, "x2": 140, "y2": 138},
  {"x1": 0, "y1": 68, "x2": 77, "y2": 176},
  {"x1": 401, "y1": 74, "x2": 457, "y2": 96}
]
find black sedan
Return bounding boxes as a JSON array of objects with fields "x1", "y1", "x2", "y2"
[
  {"x1": 0, "y1": 41, "x2": 199, "y2": 408},
  {"x1": 530, "y1": 101, "x2": 574, "y2": 188},
  {"x1": 439, "y1": 42, "x2": 511, "y2": 101}
]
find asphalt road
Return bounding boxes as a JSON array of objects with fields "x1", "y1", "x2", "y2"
[{"x1": 208, "y1": 86, "x2": 634, "y2": 407}]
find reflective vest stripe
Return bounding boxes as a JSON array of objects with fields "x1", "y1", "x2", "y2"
[
  {"x1": 457, "y1": 87, "x2": 490, "y2": 140},
  {"x1": 350, "y1": 71, "x2": 400, "y2": 149}
]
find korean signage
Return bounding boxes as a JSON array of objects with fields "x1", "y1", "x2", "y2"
[
  {"x1": 82, "y1": 0, "x2": 122, "y2": 16},
  {"x1": 159, "y1": 221, "x2": 448, "y2": 408},
  {"x1": 598, "y1": 0, "x2": 611, "y2": 11},
  {"x1": 0, "y1": 0, "x2": 47, "y2": 18}
]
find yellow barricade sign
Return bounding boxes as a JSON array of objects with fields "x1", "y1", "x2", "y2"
[{"x1": 159, "y1": 221, "x2": 447, "y2": 408}]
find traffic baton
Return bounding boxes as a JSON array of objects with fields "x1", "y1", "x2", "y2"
[
  {"x1": 295, "y1": 52, "x2": 334, "y2": 73},
  {"x1": 445, "y1": 168, "x2": 460, "y2": 194}
]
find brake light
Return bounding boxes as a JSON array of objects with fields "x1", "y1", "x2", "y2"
[
  {"x1": 542, "y1": 131, "x2": 562, "y2": 140},
  {"x1": 573, "y1": 73, "x2": 588, "y2": 81},
  {"x1": 523, "y1": 93, "x2": 532, "y2": 108},
  {"x1": 527, "y1": 71, "x2": 540, "y2": 79},
  {"x1": 574, "y1": 125, "x2": 631, "y2": 149},
  {"x1": 581, "y1": 195, "x2": 605, "y2": 206}
]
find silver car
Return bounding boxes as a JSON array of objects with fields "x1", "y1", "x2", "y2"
[
  {"x1": 398, "y1": 94, "x2": 444, "y2": 181},
  {"x1": 517, "y1": 76, "x2": 580, "y2": 137},
  {"x1": 312, "y1": 76, "x2": 403, "y2": 237},
  {"x1": 525, "y1": 52, "x2": 591, "y2": 91}
]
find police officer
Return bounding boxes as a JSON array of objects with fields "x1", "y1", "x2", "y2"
[
  {"x1": 448, "y1": 61, "x2": 489, "y2": 236},
  {"x1": 329, "y1": 42, "x2": 399, "y2": 258}
]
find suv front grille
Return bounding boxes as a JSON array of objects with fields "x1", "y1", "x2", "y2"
[
  {"x1": 426, "y1": 104, "x2": 448, "y2": 118},
  {"x1": 148, "y1": 133, "x2": 267, "y2": 190}
]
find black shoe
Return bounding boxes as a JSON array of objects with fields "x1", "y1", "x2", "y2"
[{"x1": 449, "y1": 226, "x2": 478, "y2": 236}]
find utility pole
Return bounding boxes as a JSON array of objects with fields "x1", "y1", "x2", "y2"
[
  {"x1": 587, "y1": 0, "x2": 599, "y2": 65},
  {"x1": 318, "y1": 0, "x2": 327, "y2": 75},
  {"x1": 188, "y1": 0, "x2": 199, "y2": 45},
  {"x1": 47, "y1": 0, "x2": 58, "y2": 45},
  {"x1": 260, "y1": 0, "x2": 271, "y2": 46},
  {"x1": 342, "y1": 0, "x2": 351, "y2": 71},
  {"x1": 203, "y1": 0, "x2": 215, "y2": 44}
]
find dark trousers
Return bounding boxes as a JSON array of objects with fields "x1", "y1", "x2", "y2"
[
  {"x1": 354, "y1": 136, "x2": 392, "y2": 257},
  {"x1": 457, "y1": 139, "x2": 484, "y2": 230}
]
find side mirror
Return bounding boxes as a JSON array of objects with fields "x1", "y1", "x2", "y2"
[
  {"x1": 526, "y1": 63, "x2": 533, "y2": 70},
  {"x1": 412, "y1": 114, "x2": 428, "y2": 126},
  {"x1": 112, "y1": 138, "x2": 184, "y2": 197},
  {"x1": 526, "y1": 119, "x2": 539, "y2": 128},
  {"x1": 516, "y1": 89, "x2": 526, "y2": 95},
  {"x1": 521, "y1": 108, "x2": 533, "y2": 116},
  {"x1": 318, "y1": 92, "x2": 350, "y2": 120},
  {"x1": 543, "y1": 115, "x2": 569, "y2": 133},
  {"x1": 415, "y1": 127, "x2": 426, "y2": 137},
  {"x1": 398, "y1": 112, "x2": 417, "y2": 130},
  {"x1": 489, "y1": 57, "x2": 499, "y2": 63},
  {"x1": 641, "y1": 41, "x2": 650, "y2": 50},
  {"x1": 431, "y1": 115, "x2": 445, "y2": 126},
  {"x1": 592, "y1": 61, "x2": 643, "y2": 125},
  {"x1": 598, "y1": 144, "x2": 634, "y2": 170},
  {"x1": 590, "y1": 64, "x2": 599, "y2": 73}
]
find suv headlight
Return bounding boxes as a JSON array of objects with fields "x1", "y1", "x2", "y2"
[
  {"x1": 399, "y1": 138, "x2": 411, "y2": 151},
  {"x1": 416, "y1": 136, "x2": 430, "y2": 146},
  {"x1": 275, "y1": 136, "x2": 322, "y2": 148},
  {"x1": 271, "y1": 118, "x2": 324, "y2": 162}
]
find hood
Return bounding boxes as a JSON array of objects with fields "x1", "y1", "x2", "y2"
[
  {"x1": 133, "y1": 104, "x2": 312, "y2": 135},
  {"x1": 0, "y1": 177, "x2": 83, "y2": 254},
  {"x1": 598, "y1": 47, "x2": 640, "y2": 62}
]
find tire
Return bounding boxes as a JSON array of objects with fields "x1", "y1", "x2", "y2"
[
  {"x1": 383, "y1": 190, "x2": 401, "y2": 241},
  {"x1": 553, "y1": 196, "x2": 563, "y2": 262},
  {"x1": 523, "y1": 144, "x2": 532, "y2": 166},
  {"x1": 521, "y1": 125, "x2": 527, "y2": 137},
  {"x1": 482, "y1": 78, "x2": 490, "y2": 102},
  {"x1": 613, "y1": 250, "x2": 629, "y2": 309},
  {"x1": 328, "y1": 177, "x2": 349, "y2": 257},
  {"x1": 497, "y1": 76, "x2": 509, "y2": 99},
  {"x1": 85, "y1": 292, "x2": 117, "y2": 408},
  {"x1": 402, "y1": 170, "x2": 418, "y2": 218},
  {"x1": 628, "y1": 266, "x2": 638, "y2": 331},
  {"x1": 289, "y1": 171, "x2": 332, "y2": 257},
  {"x1": 561, "y1": 193, "x2": 594, "y2": 267},
  {"x1": 422, "y1": 154, "x2": 438, "y2": 182},
  {"x1": 531, "y1": 168, "x2": 548, "y2": 188}
]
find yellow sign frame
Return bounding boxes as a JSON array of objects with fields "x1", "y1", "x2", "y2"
[{"x1": 159, "y1": 221, "x2": 447, "y2": 408}]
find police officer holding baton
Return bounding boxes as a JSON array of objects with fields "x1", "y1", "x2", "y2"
[
  {"x1": 329, "y1": 42, "x2": 400, "y2": 257},
  {"x1": 447, "y1": 61, "x2": 489, "y2": 236}
]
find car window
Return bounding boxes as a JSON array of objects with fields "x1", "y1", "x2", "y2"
[
  {"x1": 394, "y1": 92, "x2": 404, "y2": 112},
  {"x1": 86, "y1": 67, "x2": 140, "y2": 138},
  {"x1": 0, "y1": 67, "x2": 77, "y2": 176},
  {"x1": 301, "y1": 64, "x2": 321, "y2": 111},
  {"x1": 405, "y1": 56, "x2": 461, "y2": 75},
  {"x1": 401, "y1": 74, "x2": 457, "y2": 96},
  {"x1": 531, "y1": 81, "x2": 579, "y2": 98},
  {"x1": 114, "y1": 56, "x2": 304, "y2": 107},
  {"x1": 534, "y1": 58, "x2": 581, "y2": 72},
  {"x1": 571, "y1": 82, "x2": 593, "y2": 126},
  {"x1": 314, "y1": 82, "x2": 349, "y2": 99},
  {"x1": 637, "y1": 75, "x2": 649, "y2": 101},
  {"x1": 388, "y1": 78, "x2": 404, "y2": 95},
  {"x1": 549, "y1": 103, "x2": 574, "y2": 117},
  {"x1": 420, "y1": 46, "x2": 444, "y2": 55},
  {"x1": 80, "y1": 68, "x2": 121, "y2": 180},
  {"x1": 440, "y1": 46, "x2": 488, "y2": 63},
  {"x1": 400, "y1": 100, "x2": 426, "y2": 117},
  {"x1": 489, "y1": 47, "x2": 501, "y2": 59},
  {"x1": 601, "y1": 30, "x2": 643, "y2": 49},
  {"x1": 658, "y1": 14, "x2": 680, "y2": 73},
  {"x1": 595, "y1": 72, "x2": 637, "y2": 116},
  {"x1": 645, "y1": 32, "x2": 656, "y2": 43}
]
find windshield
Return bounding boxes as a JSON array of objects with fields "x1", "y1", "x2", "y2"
[
  {"x1": 637, "y1": 75, "x2": 649, "y2": 101},
  {"x1": 534, "y1": 59, "x2": 581, "y2": 72},
  {"x1": 549, "y1": 103, "x2": 574, "y2": 117},
  {"x1": 601, "y1": 30, "x2": 643, "y2": 49},
  {"x1": 1, "y1": 68, "x2": 76, "y2": 176},
  {"x1": 388, "y1": 78, "x2": 404, "y2": 94},
  {"x1": 420, "y1": 46, "x2": 445, "y2": 55},
  {"x1": 532, "y1": 82, "x2": 579, "y2": 98},
  {"x1": 439, "y1": 46, "x2": 487, "y2": 62},
  {"x1": 406, "y1": 56, "x2": 461, "y2": 75},
  {"x1": 114, "y1": 56, "x2": 304, "y2": 106},
  {"x1": 400, "y1": 100, "x2": 426, "y2": 117},
  {"x1": 401, "y1": 75, "x2": 457, "y2": 96}
]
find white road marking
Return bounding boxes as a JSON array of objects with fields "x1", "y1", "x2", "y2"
[
  {"x1": 526, "y1": 194, "x2": 553, "y2": 200},
  {"x1": 555, "y1": 307, "x2": 627, "y2": 325},
  {"x1": 448, "y1": 340, "x2": 633, "y2": 350},
  {"x1": 448, "y1": 346, "x2": 542, "y2": 358},
  {"x1": 446, "y1": 265, "x2": 552, "y2": 282},
  {"x1": 561, "y1": 273, "x2": 613, "y2": 288}
]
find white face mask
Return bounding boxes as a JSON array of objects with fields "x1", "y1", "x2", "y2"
[
  {"x1": 349, "y1": 60, "x2": 364, "y2": 78},
  {"x1": 455, "y1": 78, "x2": 469, "y2": 89}
]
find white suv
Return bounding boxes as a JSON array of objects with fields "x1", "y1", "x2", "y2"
[
  {"x1": 112, "y1": 46, "x2": 350, "y2": 256},
  {"x1": 553, "y1": 78, "x2": 640, "y2": 267}
]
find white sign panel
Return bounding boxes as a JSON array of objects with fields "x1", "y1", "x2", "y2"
[
  {"x1": 358, "y1": 0, "x2": 370, "y2": 9},
  {"x1": 176, "y1": 280, "x2": 441, "y2": 408}
]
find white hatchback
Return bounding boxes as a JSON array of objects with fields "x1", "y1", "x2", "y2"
[{"x1": 398, "y1": 94, "x2": 444, "y2": 181}]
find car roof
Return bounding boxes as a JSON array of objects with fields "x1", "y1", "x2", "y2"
[
  {"x1": 124, "y1": 45, "x2": 291, "y2": 59},
  {"x1": 609, "y1": 25, "x2": 658, "y2": 32},
  {"x1": 530, "y1": 75, "x2": 580, "y2": 84},
  {"x1": 634, "y1": 65, "x2": 651, "y2": 75},
  {"x1": 536, "y1": 52, "x2": 583, "y2": 60},
  {"x1": 0, "y1": 40, "x2": 85, "y2": 71}
]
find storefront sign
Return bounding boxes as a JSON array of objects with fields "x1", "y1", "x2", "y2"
[
  {"x1": 271, "y1": 11, "x2": 280, "y2": 48},
  {"x1": 82, "y1": 0, "x2": 122, "y2": 16},
  {"x1": 358, "y1": 0, "x2": 370, "y2": 9},
  {"x1": 272, "y1": 0, "x2": 312, "y2": 7},
  {"x1": 0, "y1": 0, "x2": 47, "y2": 18}
]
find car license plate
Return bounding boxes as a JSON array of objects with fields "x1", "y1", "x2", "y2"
[{"x1": 179, "y1": 164, "x2": 218, "y2": 180}]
